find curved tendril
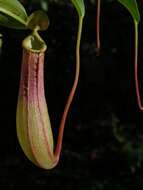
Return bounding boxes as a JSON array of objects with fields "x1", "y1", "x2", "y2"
[
  {"x1": 54, "y1": 16, "x2": 83, "y2": 158},
  {"x1": 134, "y1": 21, "x2": 143, "y2": 110},
  {"x1": 96, "y1": 0, "x2": 101, "y2": 54}
]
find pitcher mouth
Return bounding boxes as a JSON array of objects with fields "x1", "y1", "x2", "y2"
[{"x1": 22, "y1": 31, "x2": 47, "y2": 53}]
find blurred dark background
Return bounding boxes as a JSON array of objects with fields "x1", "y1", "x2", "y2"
[{"x1": 0, "y1": 0, "x2": 143, "y2": 189}]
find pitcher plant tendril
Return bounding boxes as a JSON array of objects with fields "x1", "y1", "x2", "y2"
[
  {"x1": 55, "y1": 16, "x2": 83, "y2": 157},
  {"x1": 117, "y1": 0, "x2": 140, "y2": 109},
  {"x1": 134, "y1": 21, "x2": 143, "y2": 110},
  {"x1": 96, "y1": 0, "x2": 101, "y2": 54}
]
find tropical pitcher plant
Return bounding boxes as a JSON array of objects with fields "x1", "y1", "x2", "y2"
[
  {"x1": 0, "y1": 0, "x2": 85, "y2": 169},
  {"x1": 0, "y1": 0, "x2": 142, "y2": 169}
]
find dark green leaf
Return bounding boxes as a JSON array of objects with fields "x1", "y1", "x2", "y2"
[
  {"x1": 0, "y1": 13, "x2": 27, "y2": 29},
  {"x1": 0, "y1": 0, "x2": 28, "y2": 29},
  {"x1": 118, "y1": 0, "x2": 140, "y2": 23},
  {"x1": 71, "y1": 0, "x2": 85, "y2": 17}
]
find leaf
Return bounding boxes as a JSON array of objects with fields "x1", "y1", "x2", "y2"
[
  {"x1": 71, "y1": 0, "x2": 85, "y2": 17},
  {"x1": 0, "y1": 13, "x2": 26, "y2": 29},
  {"x1": 118, "y1": 0, "x2": 140, "y2": 23},
  {"x1": 0, "y1": 0, "x2": 28, "y2": 29}
]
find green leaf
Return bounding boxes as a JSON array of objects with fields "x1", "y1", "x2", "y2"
[
  {"x1": 118, "y1": 0, "x2": 140, "y2": 23},
  {"x1": 0, "y1": 0, "x2": 28, "y2": 29},
  {"x1": 0, "y1": 13, "x2": 26, "y2": 29},
  {"x1": 71, "y1": 0, "x2": 85, "y2": 17}
]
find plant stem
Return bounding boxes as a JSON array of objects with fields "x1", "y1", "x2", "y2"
[
  {"x1": 96, "y1": 0, "x2": 101, "y2": 54},
  {"x1": 134, "y1": 21, "x2": 143, "y2": 110},
  {"x1": 55, "y1": 16, "x2": 83, "y2": 158}
]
